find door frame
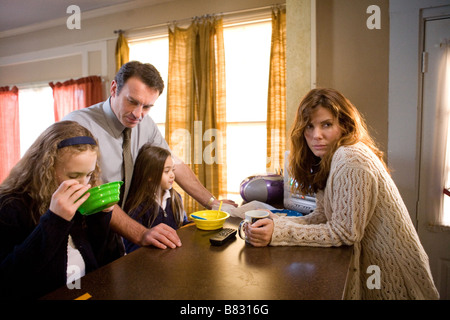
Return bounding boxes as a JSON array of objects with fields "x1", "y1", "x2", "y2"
[
  {"x1": 417, "y1": 5, "x2": 450, "y2": 299},
  {"x1": 417, "y1": 5, "x2": 450, "y2": 226}
]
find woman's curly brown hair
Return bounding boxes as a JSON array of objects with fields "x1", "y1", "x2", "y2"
[{"x1": 288, "y1": 88, "x2": 386, "y2": 195}]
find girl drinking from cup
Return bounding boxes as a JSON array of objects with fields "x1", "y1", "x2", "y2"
[
  {"x1": 123, "y1": 144, "x2": 188, "y2": 253},
  {"x1": 0, "y1": 121, "x2": 121, "y2": 299}
]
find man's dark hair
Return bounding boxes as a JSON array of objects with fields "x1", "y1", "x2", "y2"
[{"x1": 114, "y1": 61, "x2": 164, "y2": 95}]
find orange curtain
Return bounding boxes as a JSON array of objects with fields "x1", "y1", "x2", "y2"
[
  {"x1": 49, "y1": 76, "x2": 103, "y2": 121},
  {"x1": 115, "y1": 32, "x2": 129, "y2": 72},
  {"x1": 167, "y1": 16, "x2": 227, "y2": 213},
  {"x1": 266, "y1": 7, "x2": 287, "y2": 173},
  {"x1": 0, "y1": 86, "x2": 20, "y2": 183}
]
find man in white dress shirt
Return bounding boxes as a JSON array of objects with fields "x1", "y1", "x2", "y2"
[{"x1": 64, "y1": 61, "x2": 235, "y2": 251}]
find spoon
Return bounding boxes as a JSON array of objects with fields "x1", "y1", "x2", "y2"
[
  {"x1": 217, "y1": 200, "x2": 223, "y2": 219},
  {"x1": 191, "y1": 214, "x2": 207, "y2": 220}
]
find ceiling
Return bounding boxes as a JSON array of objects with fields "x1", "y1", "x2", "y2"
[{"x1": 0, "y1": 0, "x2": 168, "y2": 33}]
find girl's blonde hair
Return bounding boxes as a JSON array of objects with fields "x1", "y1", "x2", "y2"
[
  {"x1": 124, "y1": 144, "x2": 185, "y2": 227},
  {"x1": 0, "y1": 121, "x2": 101, "y2": 224},
  {"x1": 289, "y1": 88, "x2": 386, "y2": 195}
]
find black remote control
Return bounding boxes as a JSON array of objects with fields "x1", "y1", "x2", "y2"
[{"x1": 209, "y1": 228, "x2": 237, "y2": 246}]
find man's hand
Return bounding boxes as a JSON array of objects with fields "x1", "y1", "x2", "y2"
[
  {"x1": 211, "y1": 198, "x2": 238, "y2": 210},
  {"x1": 140, "y1": 223, "x2": 182, "y2": 249},
  {"x1": 110, "y1": 205, "x2": 182, "y2": 250},
  {"x1": 174, "y1": 161, "x2": 238, "y2": 210}
]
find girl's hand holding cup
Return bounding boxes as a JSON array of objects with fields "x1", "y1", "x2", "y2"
[{"x1": 50, "y1": 180, "x2": 91, "y2": 221}]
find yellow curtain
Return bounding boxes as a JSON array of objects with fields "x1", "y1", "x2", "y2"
[
  {"x1": 115, "y1": 32, "x2": 129, "y2": 72},
  {"x1": 267, "y1": 7, "x2": 287, "y2": 173},
  {"x1": 167, "y1": 16, "x2": 227, "y2": 213}
]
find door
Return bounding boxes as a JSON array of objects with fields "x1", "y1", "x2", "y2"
[{"x1": 417, "y1": 9, "x2": 450, "y2": 300}]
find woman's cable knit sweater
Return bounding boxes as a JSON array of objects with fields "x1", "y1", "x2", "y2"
[{"x1": 271, "y1": 142, "x2": 439, "y2": 300}]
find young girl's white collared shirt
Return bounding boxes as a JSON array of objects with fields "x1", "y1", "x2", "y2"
[
  {"x1": 158, "y1": 188, "x2": 172, "y2": 211},
  {"x1": 156, "y1": 188, "x2": 187, "y2": 219},
  {"x1": 66, "y1": 235, "x2": 86, "y2": 284}
]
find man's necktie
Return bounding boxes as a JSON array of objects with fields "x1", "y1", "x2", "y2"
[{"x1": 122, "y1": 127, "x2": 133, "y2": 206}]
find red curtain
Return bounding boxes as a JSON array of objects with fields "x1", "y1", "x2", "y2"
[
  {"x1": 49, "y1": 76, "x2": 103, "y2": 121},
  {"x1": 0, "y1": 86, "x2": 20, "y2": 183}
]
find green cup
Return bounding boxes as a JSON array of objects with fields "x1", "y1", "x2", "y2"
[{"x1": 77, "y1": 181, "x2": 123, "y2": 216}]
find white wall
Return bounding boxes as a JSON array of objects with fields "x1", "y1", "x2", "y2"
[
  {"x1": 389, "y1": 0, "x2": 450, "y2": 225},
  {"x1": 315, "y1": 0, "x2": 390, "y2": 155}
]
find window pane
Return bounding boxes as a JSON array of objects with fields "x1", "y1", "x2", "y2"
[
  {"x1": 129, "y1": 37, "x2": 169, "y2": 126},
  {"x1": 157, "y1": 123, "x2": 165, "y2": 139},
  {"x1": 443, "y1": 89, "x2": 450, "y2": 226},
  {"x1": 19, "y1": 87, "x2": 54, "y2": 157},
  {"x1": 443, "y1": 48, "x2": 450, "y2": 226},
  {"x1": 224, "y1": 21, "x2": 271, "y2": 123},
  {"x1": 226, "y1": 123, "x2": 267, "y2": 202}
]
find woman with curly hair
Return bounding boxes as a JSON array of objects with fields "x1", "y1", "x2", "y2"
[
  {"x1": 244, "y1": 88, "x2": 439, "y2": 300},
  {"x1": 0, "y1": 121, "x2": 121, "y2": 299}
]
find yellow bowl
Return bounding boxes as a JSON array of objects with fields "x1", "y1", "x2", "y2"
[{"x1": 189, "y1": 210, "x2": 230, "y2": 230}]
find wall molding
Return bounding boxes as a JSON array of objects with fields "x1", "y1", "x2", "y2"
[
  {"x1": 0, "y1": 0, "x2": 170, "y2": 39},
  {"x1": 0, "y1": 40, "x2": 108, "y2": 78}
]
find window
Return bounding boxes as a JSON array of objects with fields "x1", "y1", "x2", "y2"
[
  {"x1": 18, "y1": 86, "x2": 54, "y2": 156},
  {"x1": 443, "y1": 43, "x2": 450, "y2": 226},
  {"x1": 223, "y1": 20, "x2": 272, "y2": 201},
  {"x1": 128, "y1": 35, "x2": 169, "y2": 138},
  {"x1": 128, "y1": 19, "x2": 272, "y2": 203}
]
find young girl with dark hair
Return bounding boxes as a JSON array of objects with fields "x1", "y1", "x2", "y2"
[{"x1": 123, "y1": 144, "x2": 188, "y2": 253}]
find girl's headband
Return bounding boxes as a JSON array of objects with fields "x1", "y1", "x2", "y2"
[{"x1": 57, "y1": 136, "x2": 97, "y2": 149}]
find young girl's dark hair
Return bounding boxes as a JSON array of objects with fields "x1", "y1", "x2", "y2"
[{"x1": 124, "y1": 144, "x2": 184, "y2": 227}]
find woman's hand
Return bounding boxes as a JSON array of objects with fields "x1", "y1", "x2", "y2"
[
  {"x1": 245, "y1": 217, "x2": 274, "y2": 247},
  {"x1": 50, "y1": 180, "x2": 91, "y2": 221}
]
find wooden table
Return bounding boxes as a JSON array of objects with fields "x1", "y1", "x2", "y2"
[{"x1": 42, "y1": 217, "x2": 352, "y2": 300}]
